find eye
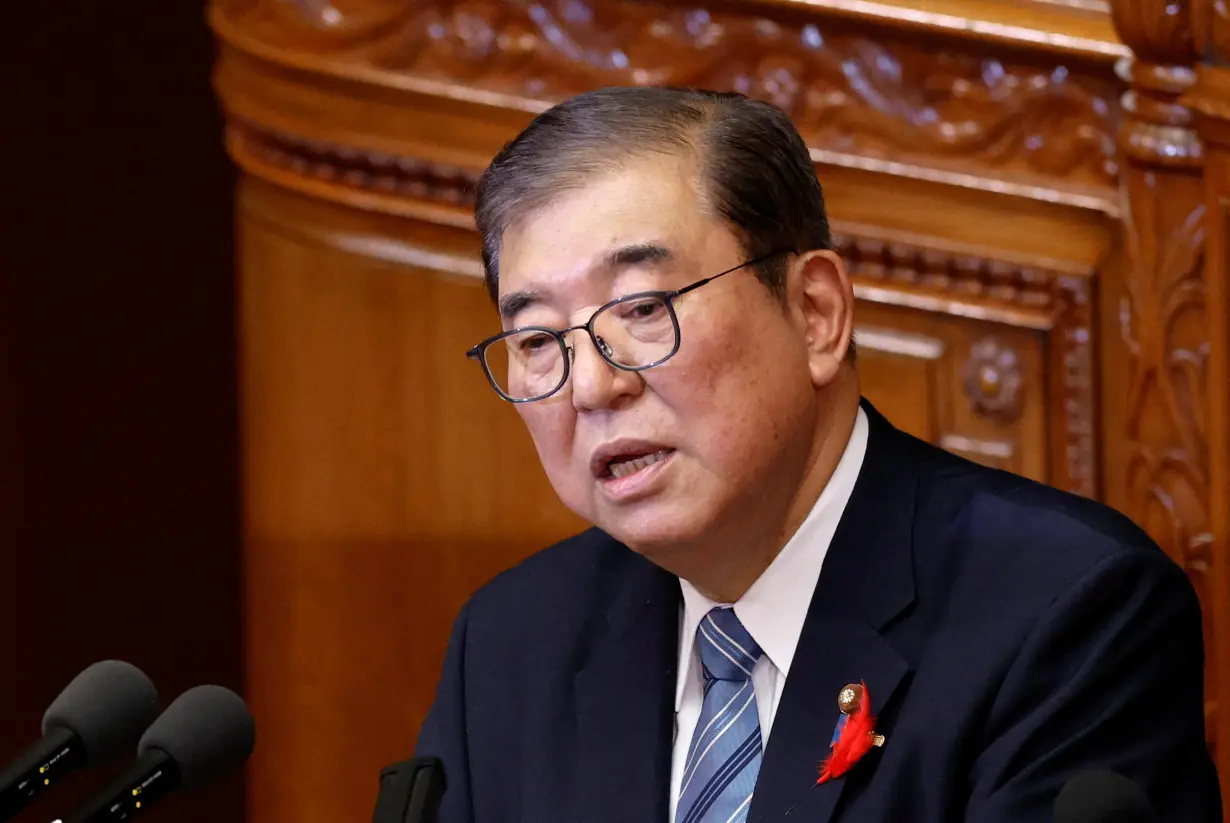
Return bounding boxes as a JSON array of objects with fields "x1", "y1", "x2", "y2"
[
  {"x1": 517, "y1": 332, "x2": 556, "y2": 354},
  {"x1": 633, "y1": 302, "x2": 661, "y2": 317},
  {"x1": 616, "y1": 297, "x2": 667, "y2": 321}
]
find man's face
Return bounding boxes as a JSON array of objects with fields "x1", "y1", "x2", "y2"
[{"x1": 496, "y1": 153, "x2": 824, "y2": 561}]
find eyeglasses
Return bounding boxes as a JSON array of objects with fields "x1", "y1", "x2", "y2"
[{"x1": 466, "y1": 251, "x2": 791, "y2": 403}]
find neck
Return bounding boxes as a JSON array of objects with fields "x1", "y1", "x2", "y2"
[{"x1": 683, "y1": 379, "x2": 862, "y2": 603}]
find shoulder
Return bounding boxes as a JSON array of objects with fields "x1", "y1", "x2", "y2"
[
  {"x1": 896, "y1": 430, "x2": 1184, "y2": 615},
  {"x1": 471, "y1": 526, "x2": 636, "y2": 603},
  {"x1": 459, "y1": 527, "x2": 666, "y2": 646}
]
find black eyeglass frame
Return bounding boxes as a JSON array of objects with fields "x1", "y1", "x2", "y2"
[{"x1": 466, "y1": 250, "x2": 793, "y2": 404}]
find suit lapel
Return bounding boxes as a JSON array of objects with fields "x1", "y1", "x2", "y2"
[
  {"x1": 751, "y1": 618, "x2": 909, "y2": 822},
  {"x1": 750, "y1": 401, "x2": 919, "y2": 823},
  {"x1": 575, "y1": 548, "x2": 680, "y2": 823}
]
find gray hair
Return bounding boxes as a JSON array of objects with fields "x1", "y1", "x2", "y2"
[{"x1": 473, "y1": 87, "x2": 833, "y2": 304}]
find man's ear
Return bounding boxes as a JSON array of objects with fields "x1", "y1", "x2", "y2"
[{"x1": 789, "y1": 250, "x2": 855, "y2": 388}]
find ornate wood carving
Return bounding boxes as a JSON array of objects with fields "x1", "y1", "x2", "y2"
[
  {"x1": 232, "y1": 118, "x2": 480, "y2": 206},
  {"x1": 1179, "y1": 3, "x2": 1230, "y2": 792},
  {"x1": 834, "y1": 233, "x2": 1055, "y2": 307},
  {"x1": 1052, "y1": 275, "x2": 1098, "y2": 499},
  {"x1": 213, "y1": 0, "x2": 1122, "y2": 201},
  {"x1": 1110, "y1": 0, "x2": 1210, "y2": 601},
  {"x1": 963, "y1": 339, "x2": 1026, "y2": 423},
  {"x1": 1118, "y1": 190, "x2": 1210, "y2": 563},
  {"x1": 1110, "y1": 0, "x2": 1228, "y2": 790}
]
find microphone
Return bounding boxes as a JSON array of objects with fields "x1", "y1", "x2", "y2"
[
  {"x1": 60, "y1": 684, "x2": 255, "y2": 823},
  {"x1": 371, "y1": 757, "x2": 445, "y2": 823},
  {"x1": 1053, "y1": 769, "x2": 1158, "y2": 823},
  {"x1": 0, "y1": 661, "x2": 160, "y2": 823}
]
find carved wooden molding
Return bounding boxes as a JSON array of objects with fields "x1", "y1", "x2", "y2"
[
  {"x1": 212, "y1": 0, "x2": 1123, "y2": 207},
  {"x1": 233, "y1": 117, "x2": 1093, "y2": 320},
  {"x1": 233, "y1": 115, "x2": 1092, "y2": 322},
  {"x1": 1119, "y1": 198, "x2": 1210, "y2": 567},
  {"x1": 1052, "y1": 274, "x2": 1098, "y2": 499},
  {"x1": 231, "y1": 118, "x2": 480, "y2": 207},
  {"x1": 219, "y1": 0, "x2": 1124, "y2": 52},
  {"x1": 834, "y1": 233, "x2": 1057, "y2": 309},
  {"x1": 698, "y1": 0, "x2": 1126, "y2": 59}
]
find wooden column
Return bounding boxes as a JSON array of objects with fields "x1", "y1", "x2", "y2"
[
  {"x1": 1183, "y1": 1, "x2": 1230, "y2": 799},
  {"x1": 1109, "y1": 0, "x2": 1230, "y2": 795}
]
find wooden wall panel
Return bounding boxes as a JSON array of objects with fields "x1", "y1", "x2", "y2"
[
  {"x1": 857, "y1": 306, "x2": 1049, "y2": 482},
  {"x1": 236, "y1": 179, "x2": 585, "y2": 823}
]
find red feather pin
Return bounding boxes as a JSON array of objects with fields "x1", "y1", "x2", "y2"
[{"x1": 817, "y1": 681, "x2": 884, "y2": 785}]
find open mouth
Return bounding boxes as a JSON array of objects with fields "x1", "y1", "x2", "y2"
[{"x1": 605, "y1": 448, "x2": 675, "y2": 479}]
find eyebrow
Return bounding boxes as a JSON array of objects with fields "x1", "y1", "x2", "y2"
[{"x1": 497, "y1": 242, "x2": 675, "y2": 321}]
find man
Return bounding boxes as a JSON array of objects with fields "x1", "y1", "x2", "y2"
[{"x1": 414, "y1": 87, "x2": 1221, "y2": 822}]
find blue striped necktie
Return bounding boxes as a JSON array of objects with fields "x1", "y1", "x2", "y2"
[{"x1": 677, "y1": 607, "x2": 764, "y2": 823}]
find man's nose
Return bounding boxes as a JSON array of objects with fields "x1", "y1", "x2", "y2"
[{"x1": 568, "y1": 332, "x2": 643, "y2": 411}]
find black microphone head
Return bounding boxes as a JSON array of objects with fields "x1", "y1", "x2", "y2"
[
  {"x1": 42, "y1": 660, "x2": 161, "y2": 763},
  {"x1": 137, "y1": 685, "x2": 255, "y2": 788},
  {"x1": 1054, "y1": 769, "x2": 1158, "y2": 823}
]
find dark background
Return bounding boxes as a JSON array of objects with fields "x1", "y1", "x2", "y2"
[{"x1": 1, "y1": 3, "x2": 244, "y2": 822}]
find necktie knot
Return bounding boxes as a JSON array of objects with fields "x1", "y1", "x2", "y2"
[{"x1": 697, "y1": 607, "x2": 763, "y2": 683}]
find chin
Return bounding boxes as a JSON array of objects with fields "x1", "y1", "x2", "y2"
[{"x1": 597, "y1": 501, "x2": 714, "y2": 559}]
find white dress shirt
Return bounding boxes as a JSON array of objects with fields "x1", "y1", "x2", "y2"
[{"x1": 668, "y1": 407, "x2": 869, "y2": 822}]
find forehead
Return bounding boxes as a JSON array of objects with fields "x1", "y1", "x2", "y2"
[{"x1": 496, "y1": 153, "x2": 727, "y2": 297}]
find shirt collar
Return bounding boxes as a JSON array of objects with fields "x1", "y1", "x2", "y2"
[{"x1": 675, "y1": 406, "x2": 870, "y2": 709}]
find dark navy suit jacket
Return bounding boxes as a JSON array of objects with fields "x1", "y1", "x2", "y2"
[{"x1": 415, "y1": 402, "x2": 1222, "y2": 821}]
